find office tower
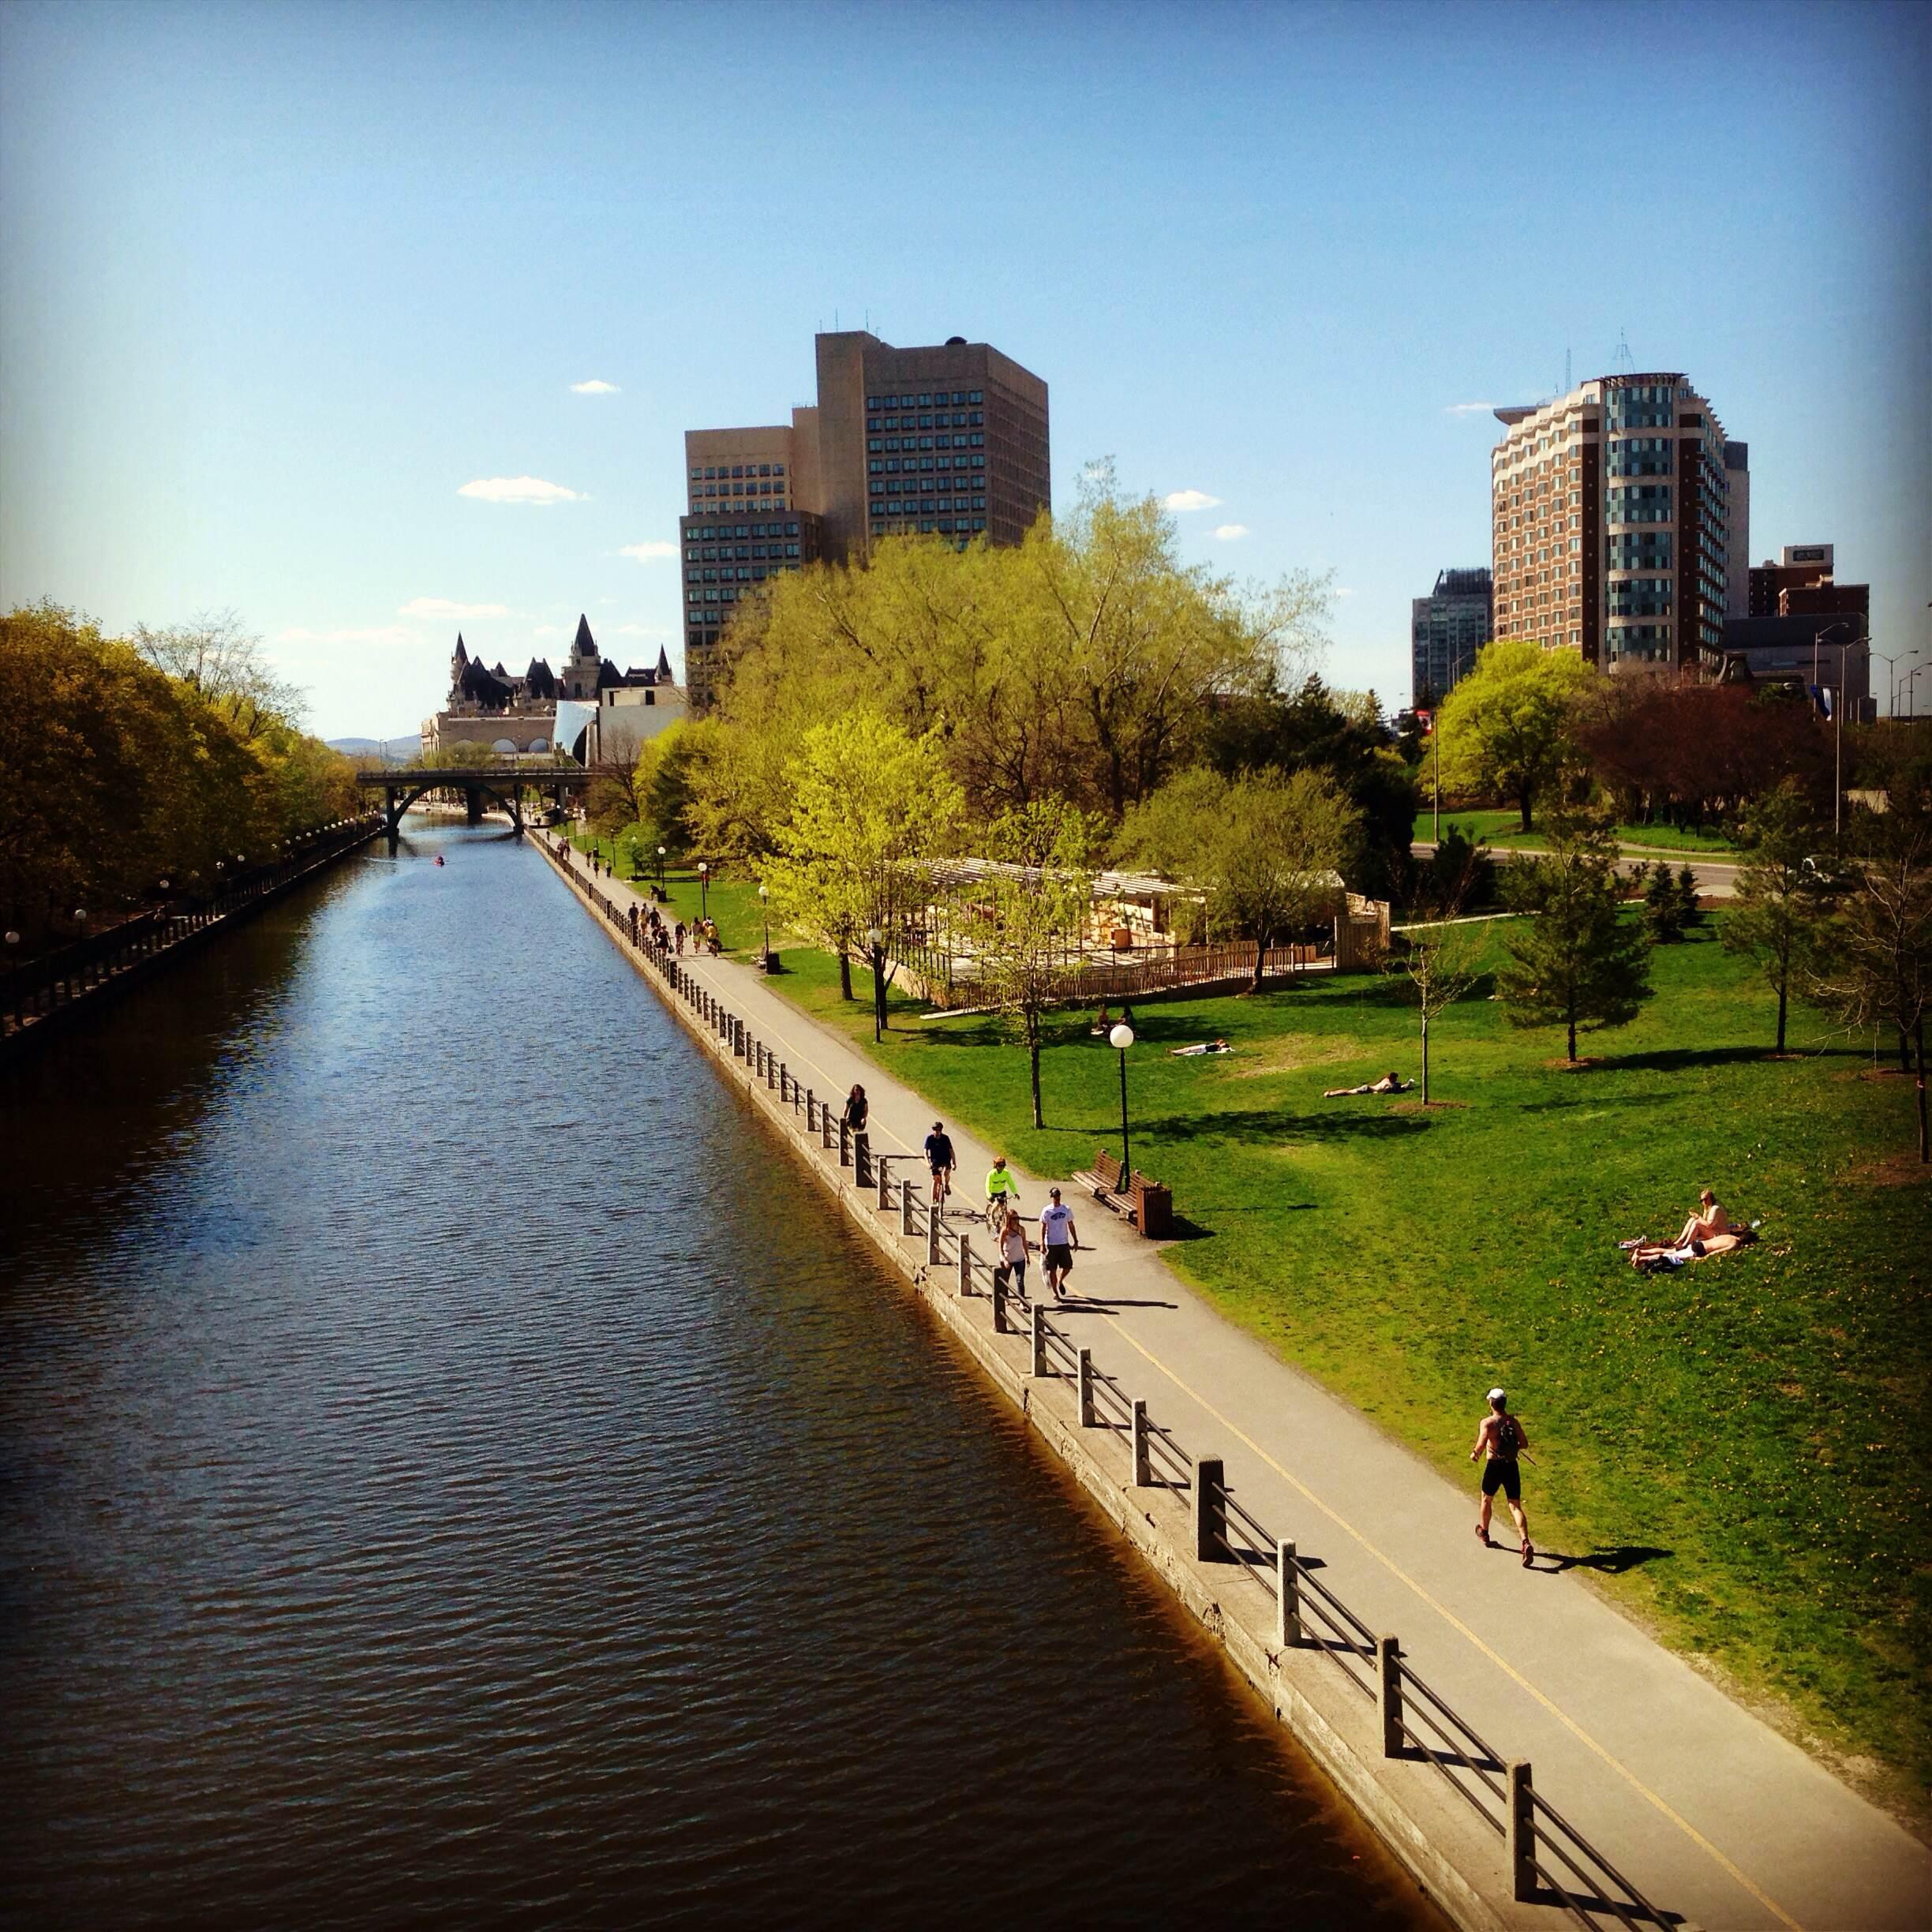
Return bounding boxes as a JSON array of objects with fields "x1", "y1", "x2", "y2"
[
  {"x1": 1410, "y1": 567, "x2": 1493, "y2": 705},
  {"x1": 1724, "y1": 543, "x2": 1873, "y2": 717},
  {"x1": 680, "y1": 329, "x2": 1050, "y2": 711},
  {"x1": 1490, "y1": 373, "x2": 1739, "y2": 675}
]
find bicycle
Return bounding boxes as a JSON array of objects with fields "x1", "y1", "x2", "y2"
[{"x1": 984, "y1": 1190, "x2": 1023, "y2": 1237}]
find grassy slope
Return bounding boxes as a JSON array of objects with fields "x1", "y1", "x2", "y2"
[
  {"x1": 743, "y1": 899, "x2": 1930, "y2": 1807},
  {"x1": 1413, "y1": 807, "x2": 1739, "y2": 854}
]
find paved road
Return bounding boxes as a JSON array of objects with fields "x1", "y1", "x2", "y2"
[
  {"x1": 577, "y1": 855, "x2": 1926, "y2": 1932},
  {"x1": 1413, "y1": 840, "x2": 1745, "y2": 899}
]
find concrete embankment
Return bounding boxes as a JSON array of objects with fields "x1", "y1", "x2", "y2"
[
  {"x1": 537, "y1": 839, "x2": 1601, "y2": 1932},
  {"x1": 2, "y1": 814, "x2": 384, "y2": 1058}
]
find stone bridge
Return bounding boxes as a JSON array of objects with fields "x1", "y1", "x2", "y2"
[{"x1": 356, "y1": 766, "x2": 593, "y2": 841}]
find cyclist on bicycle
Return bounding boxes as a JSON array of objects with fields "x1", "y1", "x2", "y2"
[
  {"x1": 924, "y1": 1121, "x2": 957, "y2": 1218},
  {"x1": 984, "y1": 1155, "x2": 1021, "y2": 1230}
]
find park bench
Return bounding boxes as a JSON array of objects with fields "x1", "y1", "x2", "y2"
[{"x1": 1072, "y1": 1148, "x2": 1174, "y2": 1238}]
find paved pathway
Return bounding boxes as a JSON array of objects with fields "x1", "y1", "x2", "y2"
[
  {"x1": 1413, "y1": 839, "x2": 1745, "y2": 900},
  {"x1": 568, "y1": 851, "x2": 1926, "y2": 1932}
]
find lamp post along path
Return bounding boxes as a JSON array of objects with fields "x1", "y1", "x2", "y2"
[{"x1": 1111, "y1": 1021, "x2": 1136, "y2": 1196}]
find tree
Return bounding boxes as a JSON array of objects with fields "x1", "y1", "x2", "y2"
[
  {"x1": 1121, "y1": 766, "x2": 1359, "y2": 991},
  {"x1": 1801, "y1": 820, "x2": 1931, "y2": 1161},
  {"x1": 1433, "y1": 638, "x2": 1595, "y2": 832},
  {"x1": 1722, "y1": 779, "x2": 1828, "y2": 1054},
  {"x1": 964, "y1": 799, "x2": 1099, "y2": 1127},
  {"x1": 1391, "y1": 919, "x2": 1483, "y2": 1104},
  {"x1": 1643, "y1": 859, "x2": 1687, "y2": 943},
  {"x1": 132, "y1": 609, "x2": 304, "y2": 742},
  {"x1": 760, "y1": 712, "x2": 964, "y2": 1037},
  {"x1": 1496, "y1": 810, "x2": 1653, "y2": 1061},
  {"x1": 586, "y1": 754, "x2": 646, "y2": 839}
]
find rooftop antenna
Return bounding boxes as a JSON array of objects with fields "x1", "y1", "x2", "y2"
[
  {"x1": 1564, "y1": 345, "x2": 1572, "y2": 393},
  {"x1": 1614, "y1": 328, "x2": 1634, "y2": 374}
]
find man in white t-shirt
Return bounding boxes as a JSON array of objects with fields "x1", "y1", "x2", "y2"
[{"x1": 1039, "y1": 1188, "x2": 1078, "y2": 1298}]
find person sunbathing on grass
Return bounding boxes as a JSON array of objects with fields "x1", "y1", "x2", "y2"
[
  {"x1": 1672, "y1": 1188, "x2": 1730, "y2": 1248},
  {"x1": 1323, "y1": 1071, "x2": 1413, "y2": 1097},
  {"x1": 1627, "y1": 1227, "x2": 1758, "y2": 1271},
  {"x1": 1170, "y1": 1038, "x2": 1230, "y2": 1058}
]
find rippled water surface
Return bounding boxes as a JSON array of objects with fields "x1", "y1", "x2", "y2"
[{"x1": 1, "y1": 826, "x2": 1433, "y2": 1929}]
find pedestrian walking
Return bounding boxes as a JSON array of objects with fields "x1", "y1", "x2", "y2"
[
  {"x1": 841, "y1": 1084, "x2": 868, "y2": 1134},
  {"x1": 923, "y1": 1120, "x2": 956, "y2": 1217},
  {"x1": 676, "y1": 921, "x2": 687, "y2": 955},
  {"x1": 995, "y1": 1206, "x2": 1031, "y2": 1298},
  {"x1": 1039, "y1": 1188, "x2": 1077, "y2": 1298},
  {"x1": 1470, "y1": 1387, "x2": 1534, "y2": 1567}
]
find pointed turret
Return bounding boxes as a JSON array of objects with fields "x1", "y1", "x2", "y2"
[
  {"x1": 454, "y1": 634, "x2": 469, "y2": 668},
  {"x1": 654, "y1": 646, "x2": 673, "y2": 682},
  {"x1": 571, "y1": 614, "x2": 597, "y2": 657}
]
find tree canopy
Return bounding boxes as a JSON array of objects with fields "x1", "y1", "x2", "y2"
[{"x1": 1432, "y1": 638, "x2": 1595, "y2": 832}]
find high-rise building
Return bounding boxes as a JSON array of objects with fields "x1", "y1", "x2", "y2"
[
  {"x1": 1490, "y1": 373, "x2": 1741, "y2": 675},
  {"x1": 680, "y1": 329, "x2": 1050, "y2": 710},
  {"x1": 1724, "y1": 542, "x2": 1873, "y2": 717},
  {"x1": 1410, "y1": 567, "x2": 1493, "y2": 705}
]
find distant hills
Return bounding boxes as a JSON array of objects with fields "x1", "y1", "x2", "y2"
[{"x1": 328, "y1": 738, "x2": 419, "y2": 764}]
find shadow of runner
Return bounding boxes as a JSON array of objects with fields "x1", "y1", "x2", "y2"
[{"x1": 1533, "y1": 1544, "x2": 1673, "y2": 1576}]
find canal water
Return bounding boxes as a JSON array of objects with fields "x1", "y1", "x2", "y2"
[{"x1": 0, "y1": 824, "x2": 1432, "y2": 1930}]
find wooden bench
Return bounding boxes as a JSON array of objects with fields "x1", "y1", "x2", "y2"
[
  {"x1": 1073, "y1": 1146, "x2": 1135, "y2": 1221},
  {"x1": 1070, "y1": 1146, "x2": 1175, "y2": 1238}
]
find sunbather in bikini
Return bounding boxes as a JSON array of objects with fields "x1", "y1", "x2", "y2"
[{"x1": 1324, "y1": 1071, "x2": 1412, "y2": 1097}]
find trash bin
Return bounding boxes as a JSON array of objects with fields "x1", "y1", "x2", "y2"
[{"x1": 1133, "y1": 1174, "x2": 1173, "y2": 1239}]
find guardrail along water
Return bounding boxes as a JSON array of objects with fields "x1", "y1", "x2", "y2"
[{"x1": 0, "y1": 823, "x2": 1434, "y2": 1930}]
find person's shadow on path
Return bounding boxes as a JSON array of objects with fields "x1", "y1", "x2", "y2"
[{"x1": 1530, "y1": 1544, "x2": 1672, "y2": 1575}]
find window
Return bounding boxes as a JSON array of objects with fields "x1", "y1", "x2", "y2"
[
  {"x1": 969, "y1": 411, "x2": 983, "y2": 426},
  {"x1": 968, "y1": 390, "x2": 983, "y2": 403},
  {"x1": 867, "y1": 395, "x2": 880, "y2": 409},
  {"x1": 869, "y1": 440, "x2": 882, "y2": 453},
  {"x1": 969, "y1": 433, "x2": 984, "y2": 447},
  {"x1": 971, "y1": 454, "x2": 985, "y2": 469},
  {"x1": 689, "y1": 466, "x2": 702, "y2": 479}
]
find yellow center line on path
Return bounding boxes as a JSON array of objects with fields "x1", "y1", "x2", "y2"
[{"x1": 1104, "y1": 1324, "x2": 1806, "y2": 1932}]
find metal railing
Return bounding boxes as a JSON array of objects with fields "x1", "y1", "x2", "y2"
[
  {"x1": 2, "y1": 814, "x2": 385, "y2": 1043},
  {"x1": 541, "y1": 834, "x2": 1674, "y2": 1930}
]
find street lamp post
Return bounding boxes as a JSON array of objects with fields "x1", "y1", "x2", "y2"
[
  {"x1": 657, "y1": 844, "x2": 667, "y2": 891},
  {"x1": 698, "y1": 861, "x2": 709, "y2": 922},
  {"x1": 1813, "y1": 622, "x2": 1866, "y2": 844},
  {"x1": 1872, "y1": 650, "x2": 1900, "y2": 720},
  {"x1": 758, "y1": 883, "x2": 770, "y2": 970},
  {"x1": 1110, "y1": 1021, "x2": 1136, "y2": 1186},
  {"x1": 867, "y1": 924, "x2": 886, "y2": 1042}
]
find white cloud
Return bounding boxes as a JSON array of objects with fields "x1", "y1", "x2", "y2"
[
  {"x1": 534, "y1": 624, "x2": 563, "y2": 640},
  {"x1": 619, "y1": 539, "x2": 677, "y2": 562},
  {"x1": 398, "y1": 597, "x2": 509, "y2": 620},
  {"x1": 1164, "y1": 489, "x2": 1222, "y2": 512},
  {"x1": 569, "y1": 379, "x2": 620, "y2": 395},
  {"x1": 1335, "y1": 586, "x2": 1356, "y2": 598},
  {"x1": 1211, "y1": 523, "x2": 1249, "y2": 541},
  {"x1": 457, "y1": 476, "x2": 582, "y2": 504},
  {"x1": 1445, "y1": 402, "x2": 1496, "y2": 416}
]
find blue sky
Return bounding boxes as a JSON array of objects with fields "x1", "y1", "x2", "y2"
[{"x1": 2, "y1": 0, "x2": 1926, "y2": 739}]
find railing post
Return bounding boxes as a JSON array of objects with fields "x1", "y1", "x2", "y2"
[
  {"x1": 853, "y1": 1129, "x2": 870, "y2": 1188},
  {"x1": 839, "y1": 1118, "x2": 851, "y2": 1167},
  {"x1": 1193, "y1": 1458, "x2": 1225, "y2": 1562},
  {"x1": 1077, "y1": 1348, "x2": 1096, "y2": 1426},
  {"x1": 877, "y1": 1154, "x2": 892, "y2": 1211},
  {"x1": 1030, "y1": 1303, "x2": 1049, "y2": 1378},
  {"x1": 821, "y1": 1106, "x2": 833, "y2": 1151},
  {"x1": 992, "y1": 1268, "x2": 1010, "y2": 1334},
  {"x1": 1377, "y1": 1635, "x2": 1404, "y2": 1758},
  {"x1": 805, "y1": 1090, "x2": 816, "y2": 1131},
  {"x1": 766, "y1": 1052, "x2": 777, "y2": 1093},
  {"x1": 1277, "y1": 1541, "x2": 1302, "y2": 1648},
  {"x1": 899, "y1": 1179, "x2": 915, "y2": 1237},
  {"x1": 1132, "y1": 1401, "x2": 1151, "y2": 1485},
  {"x1": 957, "y1": 1231, "x2": 972, "y2": 1296},
  {"x1": 1508, "y1": 1762, "x2": 1536, "y2": 1902},
  {"x1": 927, "y1": 1207, "x2": 942, "y2": 1266}
]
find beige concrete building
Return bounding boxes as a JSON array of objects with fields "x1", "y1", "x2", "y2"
[
  {"x1": 1491, "y1": 373, "x2": 1744, "y2": 675},
  {"x1": 680, "y1": 329, "x2": 1050, "y2": 710}
]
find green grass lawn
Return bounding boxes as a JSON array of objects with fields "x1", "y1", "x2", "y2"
[
  {"x1": 751, "y1": 909, "x2": 1930, "y2": 1810},
  {"x1": 1413, "y1": 807, "x2": 1739, "y2": 855}
]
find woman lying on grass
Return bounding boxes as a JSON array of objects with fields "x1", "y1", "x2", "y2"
[{"x1": 1627, "y1": 1227, "x2": 1759, "y2": 1271}]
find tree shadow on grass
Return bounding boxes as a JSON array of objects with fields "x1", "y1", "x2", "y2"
[
  {"x1": 1140, "y1": 1106, "x2": 1432, "y2": 1147},
  {"x1": 1594, "y1": 1043, "x2": 1863, "y2": 1076}
]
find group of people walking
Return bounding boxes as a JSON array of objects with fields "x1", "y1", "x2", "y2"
[{"x1": 625, "y1": 900, "x2": 721, "y2": 959}]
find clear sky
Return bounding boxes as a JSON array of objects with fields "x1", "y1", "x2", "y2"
[{"x1": 2, "y1": 0, "x2": 1926, "y2": 740}]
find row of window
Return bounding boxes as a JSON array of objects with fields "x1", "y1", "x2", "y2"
[
  {"x1": 691, "y1": 462, "x2": 786, "y2": 479},
  {"x1": 687, "y1": 549, "x2": 801, "y2": 578},
  {"x1": 871, "y1": 519, "x2": 987, "y2": 537},
  {"x1": 866, "y1": 391, "x2": 983, "y2": 408},
  {"x1": 870, "y1": 432, "x2": 985, "y2": 453},
  {"x1": 683, "y1": 521, "x2": 802, "y2": 541},
  {"x1": 867, "y1": 412, "x2": 982, "y2": 432},
  {"x1": 871, "y1": 497, "x2": 986, "y2": 515},
  {"x1": 870, "y1": 455, "x2": 986, "y2": 477}
]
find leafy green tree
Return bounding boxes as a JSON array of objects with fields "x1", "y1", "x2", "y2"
[
  {"x1": 1722, "y1": 779, "x2": 1827, "y2": 1054},
  {"x1": 963, "y1": 799, "x2": 1099, "y2": 1127},
  {"x1": 131, "y1": 609, "x2": 303, "y2": 742},
  {"x1": 1496, "y1": 810, "x2": 1652, "y2": 1062},
  {"x1": 1121, "y1": 765, "x2": 1358, "y2": 992},
  {"x1": 1433, "y1": 638, "x2": 1595, "y2": 833},
  {"x1": 761, "y1": 712, "x2": 964, "y2": 1035}
]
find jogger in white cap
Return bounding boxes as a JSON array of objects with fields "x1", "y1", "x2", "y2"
[{"x1": 1470, "y1": 1387, "x2": 1533, "y2": 1566}]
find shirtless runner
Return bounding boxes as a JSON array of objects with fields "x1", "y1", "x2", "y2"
[{"x1": 1470, "y1": 1387, "x2": 1533, "y2": 1567}]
